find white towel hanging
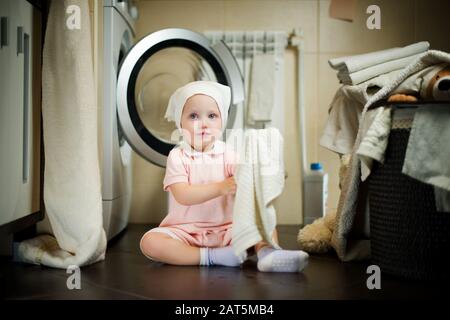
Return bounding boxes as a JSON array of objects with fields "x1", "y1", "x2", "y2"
[{"x1": 232, "y1": 128, "x2": 284, "y2": 257}]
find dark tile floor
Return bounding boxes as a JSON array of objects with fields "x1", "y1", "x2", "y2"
[{"x1": 0, "y1": 224, "x2": 448, "y2": 300}]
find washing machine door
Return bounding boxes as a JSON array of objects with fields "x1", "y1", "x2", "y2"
[{"x1": 116, "y1": 28, "x2": 244, "y2": 167}]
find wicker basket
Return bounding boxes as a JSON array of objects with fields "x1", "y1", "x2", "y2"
[{"x1": 368, "y1": 113, "x2": 450, "y2": 281}]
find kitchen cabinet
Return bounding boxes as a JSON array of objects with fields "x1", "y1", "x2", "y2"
[{"x1": 0, "y1": 0, "x2": 43, "y2": 250}]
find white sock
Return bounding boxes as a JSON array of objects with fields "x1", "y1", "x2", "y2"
[
  {"x1": 257, "y1": 246, "x2": 309, "y2": 273},
  {"x1": 199, "y1": 246, "x2": 247, "y2": 267}
]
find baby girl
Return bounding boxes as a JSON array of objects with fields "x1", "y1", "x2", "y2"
[{"x1": 139, "y1": 81, "x2": 309, "y2": 272}]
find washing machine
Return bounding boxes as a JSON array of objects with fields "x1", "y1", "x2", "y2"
[{"x1": 102, "y1": 0, "x2": 137, "y2": 240}]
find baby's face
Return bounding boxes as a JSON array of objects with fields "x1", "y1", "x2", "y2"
[{"x1": 180, "y1": 94, "x2": 222, "y2": 152}]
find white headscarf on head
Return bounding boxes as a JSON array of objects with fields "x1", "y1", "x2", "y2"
[{"x1": 164, "y1": 81, "x2": 231, "y2": 131}]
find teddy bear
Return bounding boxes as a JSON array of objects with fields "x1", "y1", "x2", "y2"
[
  {"x1": 297, "y1": 63, "x2": 450, "y2": 254},
  {"x1": 388, "y1": 63, "x2": 450, "y2": 102}
]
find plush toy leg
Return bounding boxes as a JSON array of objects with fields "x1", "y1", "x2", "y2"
[
  {"x1": 387, "y1": 94, "x2": 418, "y2": 102},
  {"x1": 297, "y1": 215, "x2": 333, "y2": 253}
]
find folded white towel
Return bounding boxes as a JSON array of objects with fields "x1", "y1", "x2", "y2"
[
  {"x1": 246, "y1": 53, "x2": 276, "y2": 126},
  {"x1": 15, "y1": 0, "x2": 106, "y2": 268},
  {"x1": 329, "y1": 41, "x2": 429, "y2": 73},
  {"x1": 232, "y1": 128, "x2": 283, "y2": 257},
  {"x1": 337, "y1": 53, "x2": 423, "y2": 85}
]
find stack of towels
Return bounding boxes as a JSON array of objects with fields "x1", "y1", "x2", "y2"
[{"x1": 329, "y1": 41, "x2": 430, "y2": 85}]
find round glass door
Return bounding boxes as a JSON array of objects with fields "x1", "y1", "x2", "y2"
[
  {"x1": 116, "y1": 28, "x2": 244, "y2": 167},
  {"x1": 134, "y1": 47, "x2": 217, "y2": 144}
]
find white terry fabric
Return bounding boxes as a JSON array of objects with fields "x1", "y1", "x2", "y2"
[
  {"x1": 337, "y1": 53, "x2": 422, "y2": 85},
  {"x1": 320, "y1": 69, "x2": 402, "y2": 155},
  {"x1": 329, "y1": 41, "x2": 429, "y2": 73},
  {"x1": 356, "y1": 107, "x2": 392, "y2": 181},
  {"x1": 332, "y1": 50, "x2": 450, "y2": 261},
  {"x1": 247, "y1": 54, "x2": 276, "y2": 125},
  {"x1": 400, "y1": 104, "x2": 450, "y2": 212},
  {"x1": 232, "y1": 128, "x2": 283, "y2": 257},
  {"x1": 403, "y1": 104, "x2": 450, "y2": 191},
  {"x1": 389, "y1": 63, "x2": 448, "y2": 98},
  {"x1": 164, "y1": 80, "x2": 231, "y2": 131},
  {"x1": 15, "y1": 0, "x2": 106, "y2": 268}
]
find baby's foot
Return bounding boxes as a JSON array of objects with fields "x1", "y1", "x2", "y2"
[{"x1": 257, "y1": 246, "x2": 309, "y2": 273}]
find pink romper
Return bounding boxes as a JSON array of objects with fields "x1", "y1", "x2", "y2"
[{"x1": 141, "y1": 140, "x2": 238, "y2": 250}]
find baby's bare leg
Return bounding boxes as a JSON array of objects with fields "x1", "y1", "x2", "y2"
[{"x1": 140, "y1": 232, "x2": 200, "y2": 265}]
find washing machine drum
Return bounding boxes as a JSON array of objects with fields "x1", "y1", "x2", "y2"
[{"x1": 116, "y1": 28, "x2": 244, "y2": 168}]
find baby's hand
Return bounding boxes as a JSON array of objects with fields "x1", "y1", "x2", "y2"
[{"x1": 220, "y1": 176, "x2": 237, "y2": 195}]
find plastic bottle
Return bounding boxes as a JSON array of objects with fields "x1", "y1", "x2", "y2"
[{"x1": 303, "y1": 162, "x2": 329, "y2": 225}]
